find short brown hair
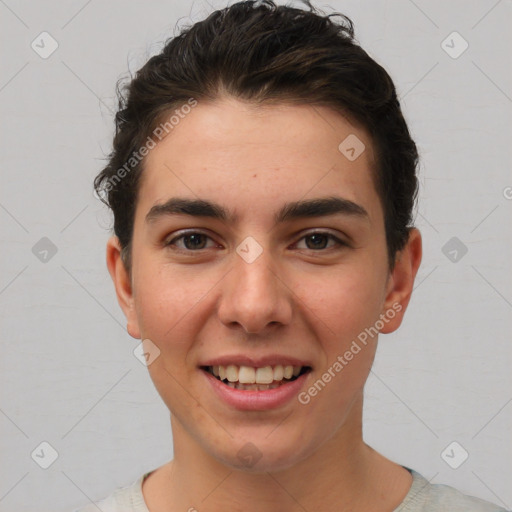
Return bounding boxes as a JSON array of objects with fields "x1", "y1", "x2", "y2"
[{"x1": 94, "y1": 0, "x2": 419, "y2": 275}]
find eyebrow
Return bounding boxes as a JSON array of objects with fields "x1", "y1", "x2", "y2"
[{"x1": 145, "y1": 196, "x2": 369, "y2": 225}]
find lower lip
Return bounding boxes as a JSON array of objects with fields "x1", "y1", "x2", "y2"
[{"x1": 201, "y1": 369, "x2": 310, "y2": 411}]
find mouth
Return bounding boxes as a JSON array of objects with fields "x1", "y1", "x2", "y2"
[{"x1": 200, "y1": 364, "x2": 312, "y2": 391}]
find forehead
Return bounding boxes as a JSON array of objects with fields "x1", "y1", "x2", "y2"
[{"x1": 136, "y1": 97, "x2": 381, "y2": 225}]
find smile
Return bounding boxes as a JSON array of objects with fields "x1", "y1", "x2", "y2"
[{"x1": 201, "y1": 364, "x2": 311, "y2": 391}]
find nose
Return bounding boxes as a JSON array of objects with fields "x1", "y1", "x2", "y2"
[{"x1": 217, "y1": 247, "x2": 293, "y2": 334}]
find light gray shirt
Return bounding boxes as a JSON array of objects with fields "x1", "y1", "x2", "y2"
[{"x1": 73, "y1": 467, "x2": 509, "y2": 511}]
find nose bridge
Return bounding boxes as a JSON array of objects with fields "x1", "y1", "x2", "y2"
[{"x1": 218, "y1": 243, "x2": 292, "y2": 333}]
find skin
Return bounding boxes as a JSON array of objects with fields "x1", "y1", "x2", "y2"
[{"x1": 106, "y1": 97, "x2": 422, "y2": 511}]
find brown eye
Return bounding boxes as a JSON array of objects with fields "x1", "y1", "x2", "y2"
[
  {"x1": 295, "y1": 232, "x2": 346, "y2": 251},
  {"x1": 165, "y1": 231, "x2": 217, "y2": 251}
]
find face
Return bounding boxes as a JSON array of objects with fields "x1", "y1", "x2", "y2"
[{"x1": 107, "y1": 97, "x2": 420, "y2": 472}]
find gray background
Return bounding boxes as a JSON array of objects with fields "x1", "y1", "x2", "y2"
[{"x1": 0, "y1": 0, "x2": 511, "y2": 510}]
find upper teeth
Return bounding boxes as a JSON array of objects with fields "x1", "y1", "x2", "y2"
[{"x1": 212, "y1": 364, "x2": 302, "y2": 384}]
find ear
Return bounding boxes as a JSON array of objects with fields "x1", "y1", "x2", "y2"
[
  {"x1": 106, "y1": 236, "x2": 141, "y2": 339},
  {"x1": 379, "y1": 228, "x2": 422, "y2": 334}
]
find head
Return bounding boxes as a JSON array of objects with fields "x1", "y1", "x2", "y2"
[{"x1": 101, "y1": 0, "x2": 422, "y2": 472}]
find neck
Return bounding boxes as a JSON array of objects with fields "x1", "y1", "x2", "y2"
[{"x1": 146, "y1": 394, "x2": 411, "y2": 512}]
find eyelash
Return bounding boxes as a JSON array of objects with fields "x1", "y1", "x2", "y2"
[{"x1": 164, "y1": 230, "x2": 347, "y2": 253}]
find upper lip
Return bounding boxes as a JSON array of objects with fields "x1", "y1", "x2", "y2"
[{"x1": 199, "y1": 355, "x2": 312, "y2": 368}]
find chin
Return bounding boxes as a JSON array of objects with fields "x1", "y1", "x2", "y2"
[{"x1": 212, "y1": 436, "x2": 316, "y2": 474}]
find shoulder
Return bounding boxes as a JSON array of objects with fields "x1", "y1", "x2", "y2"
[
  {"x1": 72, "y1": 472, "x2": 150, "y2": 512},
  {"x1": 395, "y1": 468, "x2": 509, "y2": 512}
]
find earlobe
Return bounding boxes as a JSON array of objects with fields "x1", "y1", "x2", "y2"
[
  {"x1": 106, "y1": 236, "x2": 141, "y2": 339},
  {"x1": 380, "y1": 228, "x2": 422, "y2": 334}
]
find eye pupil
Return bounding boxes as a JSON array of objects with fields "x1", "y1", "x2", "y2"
[
  {"x1": 184, "y1": 234, "x2": 207, "y2": 249},
  {"x1": 306, "y1": 234, "x2": 328, "y2": 249}
]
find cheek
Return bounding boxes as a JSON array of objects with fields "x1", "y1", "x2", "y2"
[
  {"x1": 132, "y1": 267, "x2": 210, "y2": 411},
  {"x1": 132, "y1": 264, "x2": 214, "y2": 349},
  {"x1": 297, "y1": 271, "x2": 382, "y2": 419},
  {"x1": 302, "y1": 264, "x2": 386, "y2": 346}
]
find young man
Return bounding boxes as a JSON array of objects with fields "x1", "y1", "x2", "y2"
[{"x1": 75, "y1": 1, "x2": 508, "y2": 510}]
